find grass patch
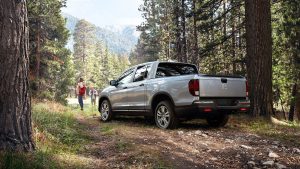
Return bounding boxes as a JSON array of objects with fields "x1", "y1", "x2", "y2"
[
  {"x1": 32, "y1": 102, "x2": 90, "y2": 153},
  {"x1": 80, "y1": 105, "x2": 99, "y2": 117},
  {"x1": 100, "y1": 125, "x2": 113, "y2": 133},
  {"x1": 0, "y1": 101, "x2": 94, "y2": 169},
  {"x1": 100, "y1": 125, "x2": 116, "y2": 136},
  {"x1": 115, "y1": 139, "x2": 131, "y2": 152},
  {"x1": 0, "y1": 150, "x2": 60, "y2": 169},
  {"x1": 229, "y1": 114, "x2": 300, "y2": 145},
  {"x1": 125, "y1": 149, "x2": 171, "y2": 169}
]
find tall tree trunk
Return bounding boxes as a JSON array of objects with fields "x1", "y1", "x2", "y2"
[
  {"x1": 174, "y1": 0, "x2": 181, "y2": 61},
  {"x1": 164, "y1": 1, "x2": 171, "y2": 60},
  {"x1": 192, "y1": 0, "x2": 199, "y2": 67},
  {"x1": 181, "y1": 0, "x2": 187, "y2": 63},
  {"x1": 0, "y1": 0, "x2": 34, "y2": 151},
  {"x1": 245, "y1": 0, "x2": 273, "y2": 117},
  {"x1": 238, "y1": 5, "x2": 245, "y2": 73},
  {"x1": 36, "y1": 20, "x2": 41, "y2": 79},
  {"x1": 296, "y1": 91, "x2": 300, "y2": 121},
  {"x1": 231, "y1": 0, "x2": 236, "y2": 74},
  {"x1": 223, "y1": 0, "x2": 227, "y2": 71},
  {"x1": 288, "y1": 83, "x2": 297, "y2": 121},
  {"x1": 210, "y1": 8, "x2": 216, "y2": 73}
]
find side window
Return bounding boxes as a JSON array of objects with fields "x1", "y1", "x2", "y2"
[
  {"x1": 155, "y1": 63, "x2": 198, "y2": 78},
  {"x1": 156, "y1": 68, "x2": 167, "y2": 78},
  {"x1": 118, "y1": 68, "x2": 134, "y2": 84},
  {"x1": 133, "y1": 64, "x2": 151, "y2": 82}
]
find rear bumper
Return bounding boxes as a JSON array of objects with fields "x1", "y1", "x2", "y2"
[{"x1": 175, "y1": 99, "x2": 250, "y2": 118}]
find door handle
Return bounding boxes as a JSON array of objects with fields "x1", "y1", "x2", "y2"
[
  {"x1": 123, "y1": 87, "x2": 128, "y2": 89},
  {"x1": 139, "y1": 84, "x2": 144, "y2": 87}
]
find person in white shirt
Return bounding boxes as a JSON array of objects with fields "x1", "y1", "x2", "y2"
[{"x1": 89, "y1": 86, "x2": 98, "y2": 106}]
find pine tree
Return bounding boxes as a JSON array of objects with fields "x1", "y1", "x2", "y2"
[
  {"x1": 73, "y1": 20, "x2": 96, "y2": 82},
  {"x1": 272, "y1": 0, "x2": 300, "y2": 120},
  {"x1": 28, "y1": 0, "x2": 74, "y2": 103},
  {"x1": 245, "y1": 0, "x2": 273, "y2": 117}
]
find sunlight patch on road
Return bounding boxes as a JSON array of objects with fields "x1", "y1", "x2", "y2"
[{"x1": 67, "y1": 97, "x2": 96, "y2": 106}]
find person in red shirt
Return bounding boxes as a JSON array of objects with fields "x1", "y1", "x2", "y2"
[{"x1": 76, "y1": 78, "x2": 86, "y2": 110}]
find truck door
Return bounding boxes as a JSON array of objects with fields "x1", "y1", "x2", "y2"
[
  {"x1": 110, "y1": 68, "x2": 135, "y2": 111},
  {"x1": 126, "y1": 64, "x2": 151, "y2": 111}
]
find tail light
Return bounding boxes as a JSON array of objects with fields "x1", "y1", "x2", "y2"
[
  {"x1": 204, "y1": 108, "x2": 212, "y2": 112},
  {"x1": 189, "y1": 79, "x2": 199, "y2": 96},
  {"x1": 240, "y1": 108, "x2": 248, "y2": 111},
  {"x1": 246, "y1": 80, "x2": 249, "y2": 97}
]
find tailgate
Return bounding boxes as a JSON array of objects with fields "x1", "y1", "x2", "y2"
[{"x1": 199, "y1": 76, "x2": 246, "y2": 98}]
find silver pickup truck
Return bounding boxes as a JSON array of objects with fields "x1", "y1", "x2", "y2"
[{"x1": 98, "y1": 61, "x2": 250, "y2": 129}]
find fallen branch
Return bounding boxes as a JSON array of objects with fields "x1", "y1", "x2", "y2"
[{"x1": 271, "y1": 116, "x2": 290, "y2": 126}]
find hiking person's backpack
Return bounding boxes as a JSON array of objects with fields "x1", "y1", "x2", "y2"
[{"x1": 79, "y1": 86, "x2": 86, "y2": 95}]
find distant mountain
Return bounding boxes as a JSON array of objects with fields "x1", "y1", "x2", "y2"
[{"x1": 62, "y1": 13, "x2": 139, "y2": 55}]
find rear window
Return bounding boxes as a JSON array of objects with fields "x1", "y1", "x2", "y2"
[{"x1": 155, "y1": 63, "x2": 198, "y2": 78}]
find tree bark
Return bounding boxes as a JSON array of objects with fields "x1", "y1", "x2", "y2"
[
  {"x1": 231, "y1": 0, "x2": 236, "y2": 74},
  {"x1": 288, "y1": 83, "x2": 297, "y2": 121},
  {"x1": 295, "y1": 91, "x2": 300, "y2": 121},
  {"x1": 191, "y1": 0, "x2": 199, "y2": 67},
  {"x1": 238, "y1": 5, "x2": 245, "y2": 74},
  {"x1": 223, "y1": 0, "x2": 227, "y2": 71},
  {"x1": 0, "y1": 0, "x2": 35, "y2": 151},
  {"x1": 181, "y1": 0, "x2": 187, "y2": 63},
  {"x1": 36, "y1": 20, "x2": 41, "y2": 79},
  {"x1": 245, "y1": 0, "x2": 273, "y2": 117},
  {"x1": 174, "y1": 0, "x2": 181, "y2": 62}
]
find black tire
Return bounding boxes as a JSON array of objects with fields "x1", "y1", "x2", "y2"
[
  {"x1": 144, "y1": 116, "x2": 155, "y2": 124},
  {"x1": 100, "y1": 100, "x2": 113, "y2": 122},
  {"x1": 206, "y1": 114, "x2": 229, "y2": 127},
  {"x1": 155, "y1": 101, "x2": 178, "y2": 129}
]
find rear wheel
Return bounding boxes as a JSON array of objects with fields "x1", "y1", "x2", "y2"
[
  {"x1": 100, "y1": 100, "x2": 113, "y2": 122},
  {"x1": 206, "y1": 113, "x2": 229, "y2": 127},
  {"x1": 155, "y1": 101, "x2": 178, "y2": 129}
]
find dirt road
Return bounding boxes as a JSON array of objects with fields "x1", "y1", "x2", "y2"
[{"x1": 75, "y1": 114, "x2": 300, "y2": 169}]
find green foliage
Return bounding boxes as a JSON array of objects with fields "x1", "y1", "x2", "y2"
[
  {"x1": 272, "y1": 0, "x2": 300, "y2": 109},
  {"x1": 73, "y1": 20, "x2": 130, "y2": 89},
  {"x1": 134, "y1": 0, "x2": 170, "y2": 62},
  {"x1": 54, "y1": 51, "x2": 75, "y2": 105},
  {"x1": 28, "y1": 0, "x2": 74, "y2": 103},
  {"x1": 73, "y1": 19, "x2": 96, "y2": 81},
  {"x1": 132, "y1": 0, "x2": 246, "y2": 75}
]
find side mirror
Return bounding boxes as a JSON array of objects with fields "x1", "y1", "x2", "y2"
[{"x1": 110, "y1": 80, "x2": 118, "y2": 86}]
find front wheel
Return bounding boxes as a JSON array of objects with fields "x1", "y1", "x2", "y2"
[
  {"x1": 155, "y1": 101, "x2": 178, "y2": 129},
  {"x1": 100, "y1": 100, "x2": 113, "y2": 122},
  {"x1": 206, "y1": 114, "x2": 229, "y2": 127}
]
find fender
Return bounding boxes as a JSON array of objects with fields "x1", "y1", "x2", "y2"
[{"x1": 150, "y1": 91, "x2": 175, "y2": 112}]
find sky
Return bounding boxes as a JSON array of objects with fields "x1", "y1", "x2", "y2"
[{"x1": 62, "y1": 0, "x2": 143, "y2": 27}]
